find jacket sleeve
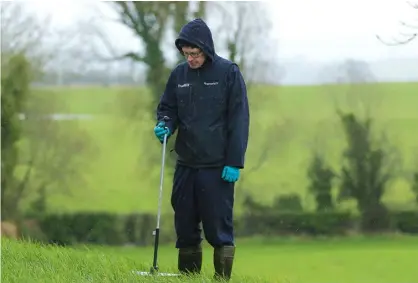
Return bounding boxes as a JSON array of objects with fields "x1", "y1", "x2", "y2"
[
  {"x1": 156, "y1": 69, "x2": 178, "y2": 134},
  {"x1": 225, "y1": 64, "x2": 250, "y2": 169}
]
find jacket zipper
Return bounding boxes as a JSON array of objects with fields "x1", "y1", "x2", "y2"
[{"x1": 191, "y1": 69, "x2": 200, "y2": 105}]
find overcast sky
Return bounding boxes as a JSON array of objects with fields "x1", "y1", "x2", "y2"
[
  {"x1": 25, "y1": 0, "x2": 418, "y2": 64},
  {"x1": 269, "y1": 0, "x2": 417, "y2": 62}
]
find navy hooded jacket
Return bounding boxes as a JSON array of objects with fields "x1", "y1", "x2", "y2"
[{"x1": 156, "y1": 18, "x2": 250, "y2": 169}]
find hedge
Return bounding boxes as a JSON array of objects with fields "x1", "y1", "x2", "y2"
[
  {"x1": 19, "y1": 210, "x2": 418, "y2": 246},
  {"x1": 27, "y1": 213, "x2": 176, "y2": 246},
  {"x1": 390, "y1": 210, "x2": 418, "y2": 234},
  {"x1": 236, "y1": 211, "x2": 356, "y2": 237}
]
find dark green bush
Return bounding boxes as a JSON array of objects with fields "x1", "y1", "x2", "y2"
[
  {"x1": 306, "y1": 153, "x2": 336, "y2": 212},
  {"x1": 22, "y1": 208, "x2": 418, "y2": 247},
  {"x1": 27, "y1": 212, "x2": 174, "y2": 246},
  {"x1": 237, "y1": 211, "x2": 355, "y2": 237},
  {"x1": 390, "y1": 210, "x2": 418, "y2": 234},
  {"x1": 272, "y1": 193, "x2": 303, "y2": 212},
  {"x1": 39, "y1": 213, "x2": 127, "y2": 246}
]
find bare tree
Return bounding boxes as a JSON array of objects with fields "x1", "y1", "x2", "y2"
[
  {"x1": 41, "y1": 28, "x2": 105, "y2": 84},
  {"x1": 377, "y1": 1, "x2": 418, "y2": 45},
  {"x1": 1, "y1": 2, "x2": 50, "y2": 57},
  {"x1": 1, "y1": 1, "x2": 98, "y2": 85},
  {"x1": 84, "y1": 2, "x2": 204, "y2": 105},
  {"x1": 84, "y1": 1, "x2": 281, "y2": 90},
  {"x1": 0, "y1": 1, "x2": 54, "y2": 81},
  {"x1": 206, "y1": 1, "x2": 283, "y2": 88}
]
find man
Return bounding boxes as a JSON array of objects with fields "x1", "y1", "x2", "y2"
[{"x1": 153, "y1": 18, "x2": 249, "y2": 281}]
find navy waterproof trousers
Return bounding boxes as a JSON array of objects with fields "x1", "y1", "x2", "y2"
[{"x1": 171, "y1": 164, "x2": 235, "y2": 249}]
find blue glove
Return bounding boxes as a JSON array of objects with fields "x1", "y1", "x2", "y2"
[
  {"x1": 222, "y1": 166, "x2": 240, "y2": 183},
  {"x1": 154, "y1": 122, "x2": 171, "y2": 143}
]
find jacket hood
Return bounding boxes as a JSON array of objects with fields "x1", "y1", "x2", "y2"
[{"x1": 175, "y1": 18, "x2": 216, "y2": 61}]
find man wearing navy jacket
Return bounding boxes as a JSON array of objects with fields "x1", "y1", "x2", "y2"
[{"x1": 154, "y1": 18, "x2": 249, "y2": 281}]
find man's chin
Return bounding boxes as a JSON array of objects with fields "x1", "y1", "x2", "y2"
[{"x1": 188, "y1": 63, "x2": 200, "y2": 69}]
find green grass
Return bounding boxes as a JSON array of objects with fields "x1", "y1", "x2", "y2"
[
  {"x1": 2, "y1": 235, "x2": 418, "y2": 283},
  {"x1": 22, "y1": 82, "x2": 418, "y2": 214}
]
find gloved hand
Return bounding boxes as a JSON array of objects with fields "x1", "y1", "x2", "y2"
[
  {"x1": 222, "y1": 166, "x2": 240, "y2": 183},
  {"x1": 154, "y1": 121, "x2": 171, "y2": 143}
]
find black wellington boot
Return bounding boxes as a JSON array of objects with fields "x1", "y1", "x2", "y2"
[
  {"x1": 178, "y1": 245, "x2": 203, "y2": 275},
  {"x1": 213, "y1": 246, "x2": 235, "y2": 281}
]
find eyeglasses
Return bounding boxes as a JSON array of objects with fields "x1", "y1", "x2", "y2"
[{"x1": 183, "y1": 51, "x2": 202, "y2": 58}]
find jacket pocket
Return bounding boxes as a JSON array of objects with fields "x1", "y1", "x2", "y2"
[
  {"x1": 205, "y1": 123, "x2": 227, "y2": 162},
  {"x1": 176, "y1": 86, "x2": 193, "y2": 120},
  {"x1": 174, "y1": 125, "x2": 196, "y2": 162},
  {"x1": 196, "y1": 83, "x2": 226, "y2": 115}
]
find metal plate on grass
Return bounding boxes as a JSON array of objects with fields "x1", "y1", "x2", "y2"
[{"x1": 132, "y1": 270, "x2": 180, "y2": 277}]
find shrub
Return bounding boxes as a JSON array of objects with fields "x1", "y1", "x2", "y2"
[
  {"x1": 272, "y1": 193, "x2": 303, "y2": 212},
  {"x1": 307, "y1": 153, "x2": 335, "y2": 212}
]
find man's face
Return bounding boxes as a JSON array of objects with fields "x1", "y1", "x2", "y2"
[{"x1": 182, "y1": 46, "x2": 205, "y2": 69}]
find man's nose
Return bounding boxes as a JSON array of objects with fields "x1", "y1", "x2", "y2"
[{"x1": 187, "y1": 55, "x2": 194, "y2": 62}]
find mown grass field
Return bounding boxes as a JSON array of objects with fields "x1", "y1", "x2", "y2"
[
  {"x1": 2, "y1": 235, "x2": 418, "y2": 283},
  {"x1": 23, "y1": 82, "x2": 418, "y2": 214}
]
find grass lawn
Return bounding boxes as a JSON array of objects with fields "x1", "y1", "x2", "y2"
[
  {"x1": 22, "y1": 82, "x2": 418, "y2": 214},
  {"x1": 2, "y1": 235, "x2": 418, "y2": 283}
]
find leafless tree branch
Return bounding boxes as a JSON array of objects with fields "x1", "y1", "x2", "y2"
[
  {"x1": 376, "y1": 0, "x2": 418, "y2": 45},
  {"x1": 376, "y1": 34, "x2": 417, "y2": 45},
  {"x1": 206, "y1": 1, "x2": 279, "y2": 86},
  {"x1": 407, "y1": 1, "x2": 418, "y2": 9}
]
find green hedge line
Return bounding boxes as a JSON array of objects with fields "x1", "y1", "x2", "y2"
[
  {"x1": 236, "y1": 211, "x2": 356, "y2": 237},
  {"x1": 20, "y1": 210, "x2": 418, "y2": 246},
  {"x1": 27, "y1": 213, "x2": 176, "y2": 246}
]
